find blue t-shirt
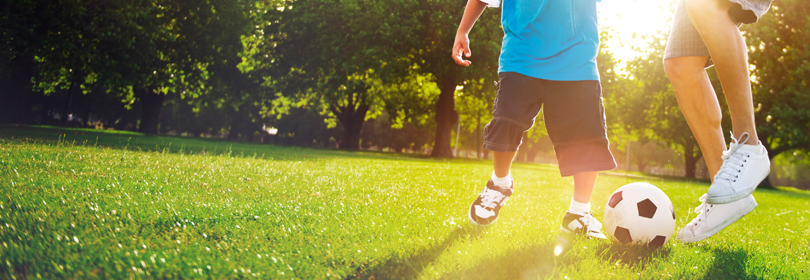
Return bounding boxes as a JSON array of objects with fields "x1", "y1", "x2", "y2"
[{"x1": 498, "y1": 0, "x2": 601, "y2": 81}]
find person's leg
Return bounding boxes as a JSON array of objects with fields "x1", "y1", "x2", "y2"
[
  {"x1": 683, "y1": 0, "x2": 770, "y2": 205},
  {"x1": 559, "y1": 171, "x2": 605, "y2": 240},
  {"x1": 665, "y1": 0, "x2": 772, "y2": 243},
  {"x1": 572, "y1": 171, "x2": 597, "y2": 204},
  {"x1": 663, "y1": 56, "x2": 726, "y2": 179},
  {"x1": 470, "y1": 72, "x2": 544, "y2": 227},
  {"x1": 492, "y1": 151, "x2": 515, "y2": 178},
  {"x1": 684, "y1": 0, "x2": 758, "y2": 144},
  {"x1": 544, "y1": 80, "x2": 616, "y2": 239}
]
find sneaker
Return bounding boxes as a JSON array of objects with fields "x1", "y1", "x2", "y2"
[
  {"x1": 559, "y1": 211, "x2": 607, "y2": 239},
  {"x1": 677, "y1": 194, "x2": 757, "y2": 243},
  {"x1": 706, "y1": 132, "x2": 770, "y2": 204},
  {"x1": 468, "y1": 180, "x2": 513, "y2": 226}
]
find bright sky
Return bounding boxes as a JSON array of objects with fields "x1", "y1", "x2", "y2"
[{"x1": 598, "y1": 0, "x2": 677, "y2": 64}]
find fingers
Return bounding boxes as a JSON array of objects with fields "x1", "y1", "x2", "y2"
[{"x1": 452, "y1": 42, "x2": 472, "y2": 66}]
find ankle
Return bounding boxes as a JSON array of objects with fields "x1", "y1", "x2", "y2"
[
  {"x1": 569, "y1": 198, "x2": 590, "y2": 214},
  {"x1": 491, "y1": 171, "x2": 512, "y2": 188}
]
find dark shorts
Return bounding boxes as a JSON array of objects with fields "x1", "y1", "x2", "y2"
[{"x1": 483, "y1": 72, "x2": 617, "y2": 177}]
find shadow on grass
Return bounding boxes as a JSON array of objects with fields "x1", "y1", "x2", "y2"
[
  {"x1": 594, "y1": 242, "x2": 671, "y2": 269},
  {"x1": 0, "y1": 124, "x2": 435, "y2": 162},
  {"x1": 346, "y1": 226, "x2": 484, "y2": 280},
  {"x1": 703, "y1": 248, "x2": 762, "y2": 280},
  {"x1": 441, "y1": 239, "x2": 561, "y2": 280}
]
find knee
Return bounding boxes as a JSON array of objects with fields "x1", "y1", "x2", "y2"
[{"x1": 663, "y1": 58, "x2": 696, "y2": 81}]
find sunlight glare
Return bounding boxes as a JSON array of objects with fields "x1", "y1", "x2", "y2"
[
  {"x1": 554, "y1": 244, "x2": 564, "y2": 256},
  {"x1": 599, "y1": 0, "x2": 676, "y2": 63}
]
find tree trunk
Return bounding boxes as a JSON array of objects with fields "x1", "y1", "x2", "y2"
[
  {"x1": 431, "y1": 76, "x2": 459, "y2": 158},
  {"x1": 0, "y1": 54, "x2": 35, "y2": 124},
  {"x1": 62, "y1": 71, "x2": 82, "y2": 125},
  {"x1": 759, "y1": 176, "x2": 774, "y2": 189},
  {"x1": 476, "y1": 110, "x2": 481, "y2": 159},
  {"x1": 635, "y1": 155, "x2": 648, "y2": 174},
  {"x1": 526, "y1": 147, "x2": 540, "y2": 163},
  {"x1": 136, "y1": 87, "x2": 165, "y2": 135},
  {"x1": 758, "y1": 140, "x2": 780, "y2": 189},
  {"x1": 335, "y1": 105, "x2": 369, "y2": 150},
  {"x1": 332, "y1": 92, "x2": 371, "y2": 150},
  {"x1": 683, "y1": 140, "x2": 697, "y2": 178},
  {"x1": 228, "y1": 105, "x2": 247, "y2": 141}
]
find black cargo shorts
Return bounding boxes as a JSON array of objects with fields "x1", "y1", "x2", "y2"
[{"x1": 483, "y1": 72, "x2": 617, "y2": 177}]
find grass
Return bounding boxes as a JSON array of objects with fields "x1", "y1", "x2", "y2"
[{"x1": 1, "y1": 124, "x2": 809, "y2": 279}]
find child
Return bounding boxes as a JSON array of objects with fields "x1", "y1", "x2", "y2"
[
  {"x1": 453, "y1": 0, "x2": 617, "y2": 238},
  {"x1": 663, "y1": 0, "x2": 772, "y2": 243}
]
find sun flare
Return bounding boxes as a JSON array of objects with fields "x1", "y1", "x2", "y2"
[{"x1": 599, "y1": 0, "x2": 677, "y2": 63}]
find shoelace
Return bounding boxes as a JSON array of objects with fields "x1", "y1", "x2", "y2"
[
  {"x1": 714, "y1": 132, "x2": 751, "y2": 183},
  {"x1": 479, "y1": 187, "x2": 506, "y2": 209},
  {"x1": 580, "y1": 213, "x2": 603, "y2": 233},
  {"x1": 689, "y1": 194, "x2": 714, "y2": 227}
]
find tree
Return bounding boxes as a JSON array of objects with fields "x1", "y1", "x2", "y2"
[
  {"x1": 257, "y1": 0, "x2": 446, "y2": 150},
  {"x1": 258, "y1": 0, "x2": 381, "y2": 149},
  {"x1": 0, "y1": 0, "x2": 92, "y2": 124},
  {"x1": 456, "y1": 77, "x2": 496, "y2": 159},
  {"x1": 388, "y1": 0, "x2": 502, "y2": 158},
  {"x1": 744, "y1": 0, "x2": 810, "y2": 186}
]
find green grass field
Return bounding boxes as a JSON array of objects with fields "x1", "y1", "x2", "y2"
[{"x1": 1, "y1": 124, "x2": 809, "y2": 279}]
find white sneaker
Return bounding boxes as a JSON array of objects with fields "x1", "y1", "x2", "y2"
[
  {"x1": 560, "y1": 211, "x2": 607, "y2": 239},
  {"x1": 677, "y1": 194, "x2": 757, "y2": 243},
  {"x1": 706, "y1": 132, "x2": 770, "y2": 204},
  {"x1": 468, "y1": 180, "x2": 514, "y2": 226}
]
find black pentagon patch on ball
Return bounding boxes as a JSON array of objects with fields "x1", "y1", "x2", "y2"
[
  {"x1": 637, "y1": 198, "x2": 657, "y2": 219},
  {"x1": 649, "y1": 235, "x2": 666, "y2": 247},
  {"x1": 614, "y1": 226, "x2": 632, "y2": 244},
  {"x1": 608, "y1": 191, "x2": 623, "y2": 208}
]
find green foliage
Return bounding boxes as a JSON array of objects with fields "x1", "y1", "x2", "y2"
[
  {"x1": 361, "y1": 113, "x2": 435, "y2": 153},
  {"x1": 3, "y1": 0, "x2": 809, "y2": 176},
  {"x1": 626, "y1": 29, "x2": 705, "y2": 165},
  {"x1": 600, "y1": 9, "x2": 730, "y2": 177},
  {"x1": 602, "y1": 0, "x2": 810, "y2": 178},
  {"x1": 400, "y1": 0, "x2": 502, "y2": 157},
  {"x1": 744, "y1": 0, "x2": 810, "y2": 158},
  {"x1": 248, "y1": 0, "x2": 442, "y2": 149},
  {"x1": 454, "y1": 77, "x2": 495, "y2": 156}
]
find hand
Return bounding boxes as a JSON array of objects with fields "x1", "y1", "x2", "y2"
[{"x1": 452, "y1": 32, "x2": 472, "y2": 66}]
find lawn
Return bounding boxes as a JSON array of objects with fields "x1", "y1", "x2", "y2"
[{"x1": 1, "y1": 124, "x2": 809, "y2": 279}]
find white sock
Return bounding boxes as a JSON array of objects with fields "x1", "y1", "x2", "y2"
[
  {"x1": 569, "y1": 198, "x2": 590, "y2": 214},
  {"x1": 491, "y1": 171, "x2": 512, "y2": 188}
]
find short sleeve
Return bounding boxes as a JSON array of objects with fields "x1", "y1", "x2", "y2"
[{"x1": 479, "y1": 0, "x2": 500, "y2": 8}]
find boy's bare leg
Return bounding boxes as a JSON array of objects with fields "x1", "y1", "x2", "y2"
[
  {"x1": 560, "y1": 170, "x2": 607, "y2": 239},
  {"x1": 573, "y1": 171, "x2": 598, "y2": 204},
  {"x1": 664, "y1": 56, "x2": 726, "y2": 180},
  {"x1": 685, "y1": 0, "x2": 758, "y2": 144},
  {"x1": 468, "y1": 150, "x2": 515, "y2": 226},
  {"x1": 492, "y1": 151, "x2": 515, "y2": 177}
]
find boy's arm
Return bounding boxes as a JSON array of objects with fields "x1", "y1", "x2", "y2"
[{"x1": 452, "y1": 0, "x2": 488, "y2": 67}]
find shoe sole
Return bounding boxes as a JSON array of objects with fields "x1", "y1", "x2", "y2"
[
  {"x1": 678, "y1": 196, "x2": 758, "y2": 243},
  {"x1": 468, "y1": 206, "x2": 497, "y2": 227},
  {"x1": 559, "y1": 226, "x2": 608, "y2": 240},
  {"x1": 467, "y1": 184, "x2": 512, "y2": 227},
  {"x1": 706, "y1": 168, "x2": 769, "y2": 204},
  {"x1": 706, "y1": 186, "x2": 758, "y2": 204}
]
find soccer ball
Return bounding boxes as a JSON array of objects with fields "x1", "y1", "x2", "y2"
[{"x1": 603, "y1": 182, "x2": 676, "y2": 247}]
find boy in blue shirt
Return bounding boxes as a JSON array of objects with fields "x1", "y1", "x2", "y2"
[{"x1": 453, "y1": 0, "x2": 616, "y2": 238}]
